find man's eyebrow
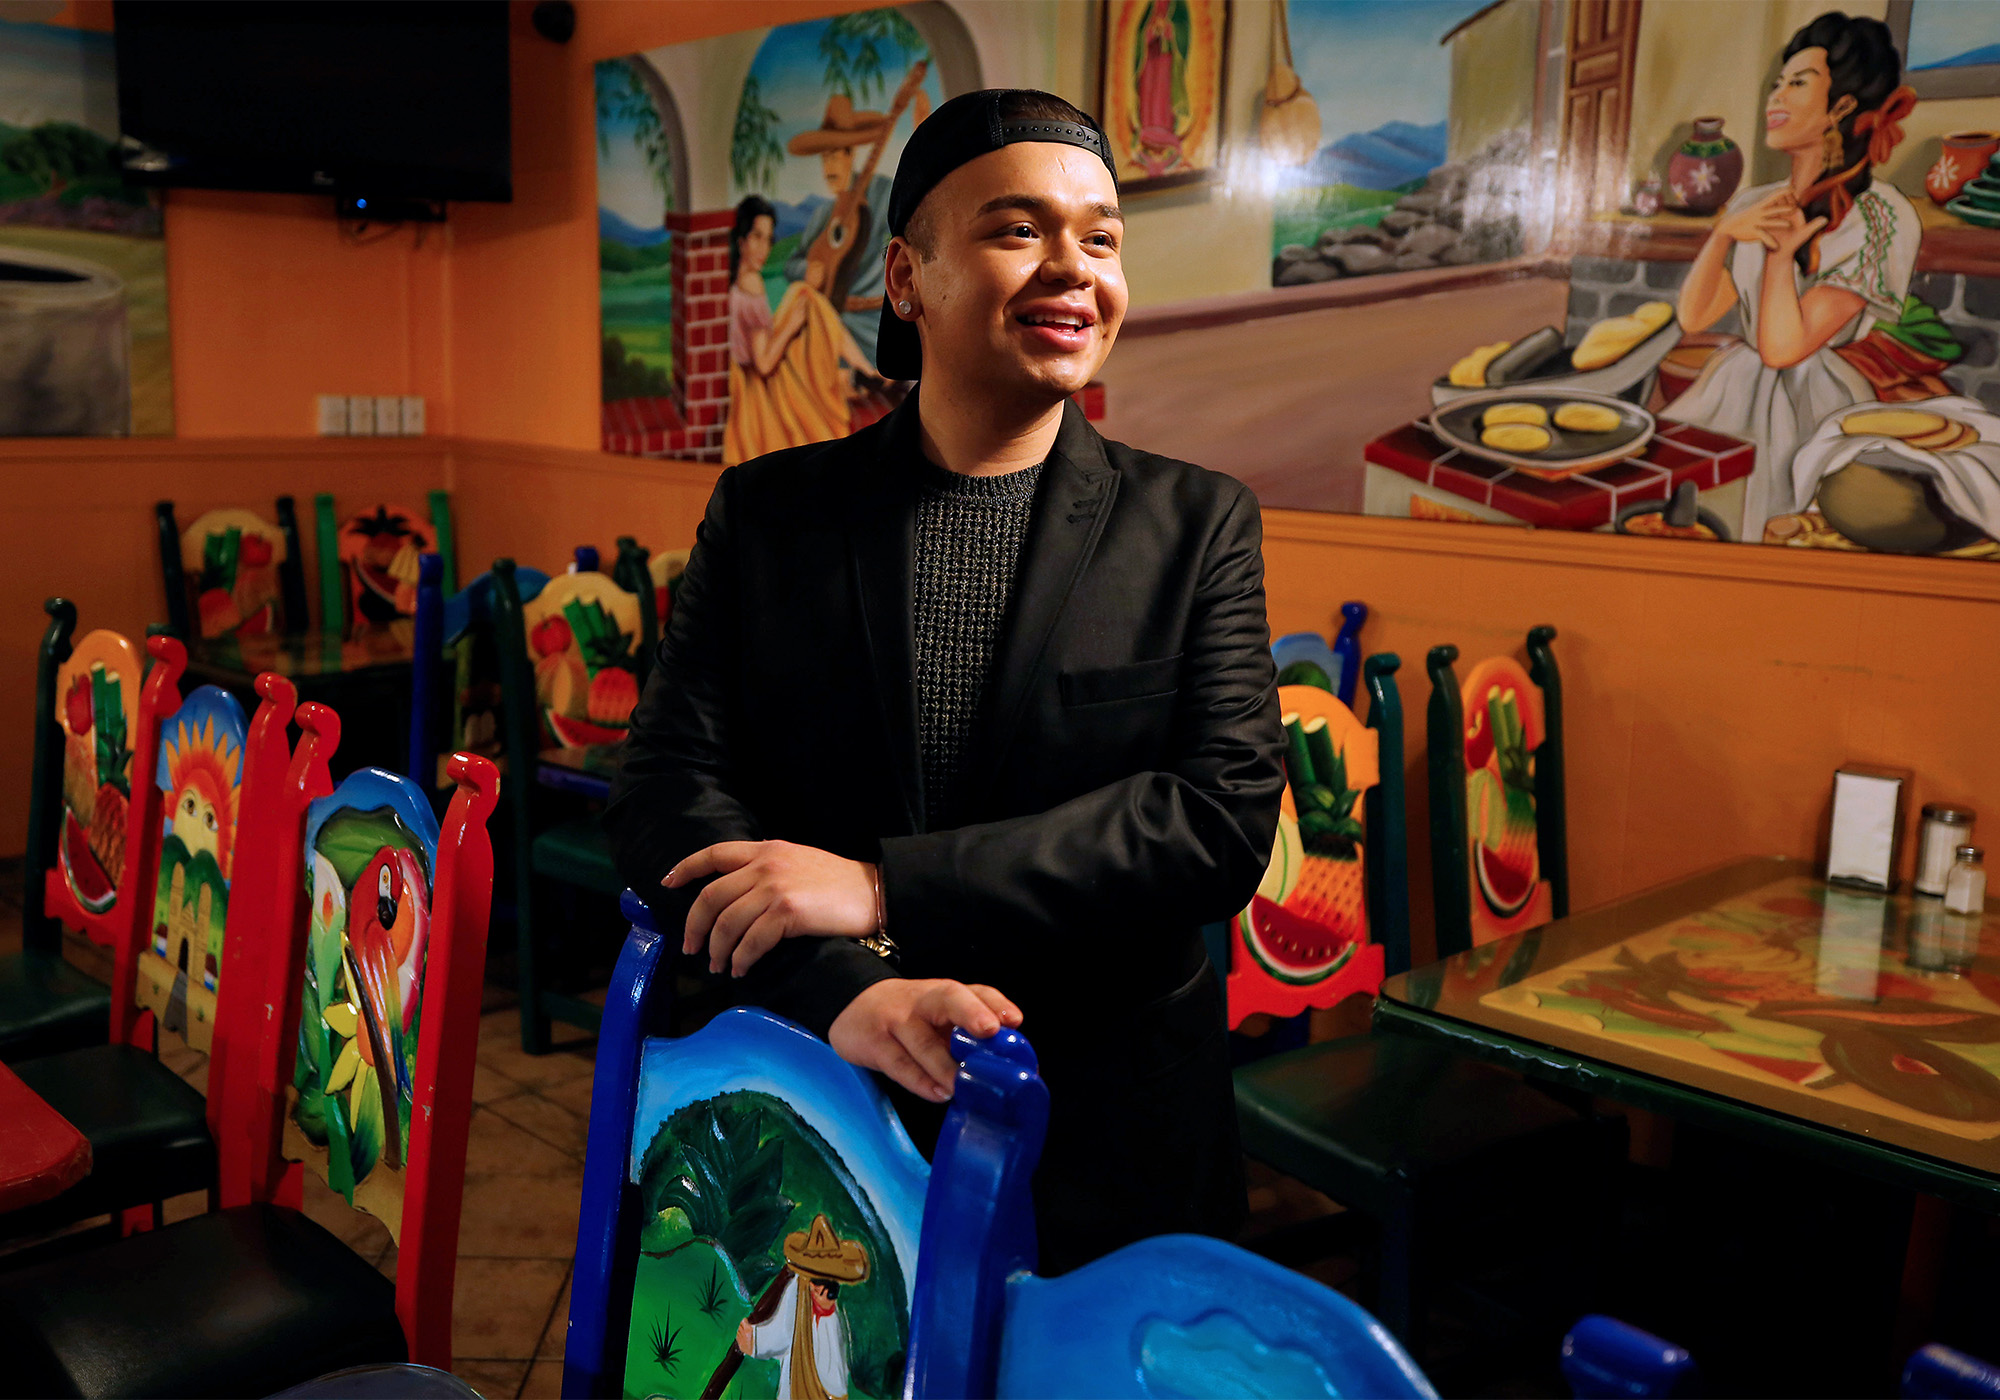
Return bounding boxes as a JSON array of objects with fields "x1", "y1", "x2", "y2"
[{"x1": 973, "y1": 192, "x2": 1125, "y2": 222}]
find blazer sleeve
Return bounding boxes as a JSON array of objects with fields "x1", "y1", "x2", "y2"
[
  {"x1": 876, "y1": 482, "x2": 1285, "y2": 962},
  {"x1": 604, "y1": 471, "x2": 897, "y2": 1039}
]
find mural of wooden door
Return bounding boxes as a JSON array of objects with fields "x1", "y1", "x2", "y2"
[{"x1": 1561, "y1": 0, "x2": 1643, "y2": 217}]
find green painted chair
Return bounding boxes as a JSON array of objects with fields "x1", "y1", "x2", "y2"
[
  {"x1": 1, "y1": 600, "x2": 112, "y2": 1061},
  {"x1": 1232, "y1": 646, "x2": 1622, "y2": 1361},
  {"x1": 490, "y1": 559, "x2": 632, "y2": 1054}
]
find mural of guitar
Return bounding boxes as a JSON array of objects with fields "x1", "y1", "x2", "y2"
[{"x1": 803, "y1": 59, "x2": 930, "y2": 308}]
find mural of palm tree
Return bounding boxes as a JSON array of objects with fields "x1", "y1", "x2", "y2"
[
  {"x1": 597, "y1": 59, "x2": 674, "y2": 210},
  {"x1": 638, "y1": 1097, "x2": 794, "y2": 1292},
  {"x1": 817, "y1": 11, "x2": 928, "y2": 102},
  {"x1": 731, "y1": 75, "x2": 784, "y2": 193}
]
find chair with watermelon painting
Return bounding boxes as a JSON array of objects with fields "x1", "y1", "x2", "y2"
[
  {"x1": 1231, "y1": 647, "x2": 1620, "y2": 1360},
  {"x1": 901, "y1": 1020, "x2": 1438, "y2": 1400},
  {"x1": 490, "y1": 558, "x2": 640, "y2": 1053},
  {"x1": 3, "y1": 601, "x2": 113, "y2": 1061},
  {"x1": 156, "y1": 498, "x2": 310, "y2": 643},
  {"x1": 0, "y1": 715, "x2": 503, "y2": 1396},
  {"x1": 565, "y1": 892, "x2": 934, "y2": 1400},
  {"x1": 4, "y1": 643, "x2": 297, "y2": 1241}
]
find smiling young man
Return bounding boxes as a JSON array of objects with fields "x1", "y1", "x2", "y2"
[{"x1": 607, "y1": 89, "x2": 1284, "y2": 1272}]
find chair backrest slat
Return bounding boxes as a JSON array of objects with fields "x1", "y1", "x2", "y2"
[{"x1": 25, "y1": 599, "x2": 78, "y2": 957}]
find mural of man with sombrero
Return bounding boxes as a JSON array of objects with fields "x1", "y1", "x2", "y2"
[
  {"x1": 734, "y1": 1214, "x2": 869, "y2": 1400},
  {"x1": 783, "y1": 90, "x2": 906, "y2": 370}
]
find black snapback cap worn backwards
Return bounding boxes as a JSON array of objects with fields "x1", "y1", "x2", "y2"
[{"x1": 876, "y1": 89, "x2": 1118, "y2": 381}]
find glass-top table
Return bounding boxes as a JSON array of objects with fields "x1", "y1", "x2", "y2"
[
  {"x1": 1376, "y1": 856, "x2": 2000, "y2": 1210},
  {"x1": 184, "y1": 623, "x2": 415, "y2": 684},
  {"x1": 537, "y1": 742, "x2": 621, "y2": 799}
]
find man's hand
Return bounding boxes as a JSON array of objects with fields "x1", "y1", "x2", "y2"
[
  {"x1": 735, "y1": 1318, "x2": 752, "y2": 1354},
  {"x1": 829, "y1": 979, "x2": 1023, "y2": 1103},
  {"x1": 665, "y1": 840, "x2": 878, "y2": 977}
]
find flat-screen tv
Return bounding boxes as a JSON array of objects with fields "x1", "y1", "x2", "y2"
[{"x1": 112, "y1": 1, "x2": 511, "y2": 204}]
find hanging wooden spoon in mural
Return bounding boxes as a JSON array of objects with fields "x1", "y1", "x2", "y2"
[
  {"x1": 1259, "y1": 0, "x2": 1319, "y2": 167},
  {"x1": 803, "y1": 59, "x2": 930, "y2": 307}
]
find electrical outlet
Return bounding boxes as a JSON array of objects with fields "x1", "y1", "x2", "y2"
[
  {"x1": 400, "y1": 395, "x2": 426, "y2": 435},
  {"x1": 374, "y1": 395, "x2": 402, "y2": 435},
  {"x1": 347, "y1": 395, "x2": 376, "y2": 436},
  {"x1": 316, "y1": 394, "x2": 348, "y2": 435}
]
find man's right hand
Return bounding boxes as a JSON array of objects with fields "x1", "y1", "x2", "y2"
[{"x1": 828, "y1": 979, "x2": 1023, "y2": 1103}]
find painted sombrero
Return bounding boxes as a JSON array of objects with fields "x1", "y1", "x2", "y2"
[
  {"x1": 787, "y1": 95, "x2": 890, "y2": 156},
  {"x1": 783, "y1": 1214, "x2": 870, "y2": 1284}
]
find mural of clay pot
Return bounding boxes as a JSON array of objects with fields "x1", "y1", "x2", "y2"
[
  {"x1": 0, "y1": 244, "x2": 132, "y2": 436},
  {"x1": 1668, "y1": 117, "x2": 1744, "y2": 215},
  {"x1": 1927, "y1": 130, "x2": 2000, "y2": 206},
  {"x1": 1815, "y1": 460, "x2": 1987, "y2": 555}
]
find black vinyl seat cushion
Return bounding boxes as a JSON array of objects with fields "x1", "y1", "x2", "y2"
[
  {"x1": 1233, "y1": 1030, "x2": 1613, "y2": 1218},
  {"x1": 8, "y1": 1043, "x2": 215, "y2": 1228},
  {"x1": 0, "y1": 950, "x2": 109, "y2": 1061},
  {"x1": 0, "y1": 1202, "x2": 406, "y2": 1398}
]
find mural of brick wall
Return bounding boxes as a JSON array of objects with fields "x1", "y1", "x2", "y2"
[
  {"x1": 1565, "y1": 257, "x2": 2000, "y2": 411},
  {"x1": 666, "y1": 209, "x2": 735, "y2": 462}
]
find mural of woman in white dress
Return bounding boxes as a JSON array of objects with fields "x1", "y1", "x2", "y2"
[{"x1": 1668, "y1": 11, "x2": 1920, "y2": 543}]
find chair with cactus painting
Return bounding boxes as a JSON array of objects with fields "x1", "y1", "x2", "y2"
[
  {"x1": 565, "y1": 893, "x2": 933, "y2": 1400},
  {"x1": 1232, "y1": 641, "x2": 1619, "y2": 1359},
  {"x1": 156, "y1": 498, "x2": 311, "y2": 643}
]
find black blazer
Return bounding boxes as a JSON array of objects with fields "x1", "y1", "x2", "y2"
[{"x1": 606, "y1": 392, "x2": 1285, "y2": 1268}]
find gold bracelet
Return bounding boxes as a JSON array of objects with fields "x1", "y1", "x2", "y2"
[{"x1": 857, "y1": 864, "x2": 899, "y2": 961}]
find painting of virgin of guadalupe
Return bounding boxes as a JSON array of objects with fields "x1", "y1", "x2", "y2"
[{"x1": 1099, "y1": 0, "x2": 1230, "y2": 192}]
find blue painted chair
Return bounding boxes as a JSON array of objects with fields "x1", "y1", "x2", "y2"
[
  {"x1": 1905, "y1": 1345, "x2": 2000, "y2": 1399},
  {"x1": 1271, "y1": 599, "x2": 1366, "y2": 707},
  {"x1": 905, "y1": 1024, "x2": 1437, "y2": 1400},
  {"x1": 1561, "y1": 1315, "x2": 1700, "y2": 1398},
  {"x1": 564, "y1": 893, "x2": 931, "y2": 1399}
]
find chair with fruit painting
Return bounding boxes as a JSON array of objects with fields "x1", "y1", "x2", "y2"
[
  {"x1": 490, "y1": 558, "x2": 632, "y2": 1054},
  {"x1": 1272, "y1": 600, "x2": 1368, "y2": 707},
  {"x1": 567, "y1": 893, "x2": 934, "y2": 1400},
  {"x1": 1425, "y1": 626, "x2": 1569, "y2": 957},
  {"x1": 335, "y1": 502, "x2": 436, "y2": 634},
  {"x1": 6, "y1": 644, "x2": 294, "y2": 1241},
  {"x1": 0, "y1": 708, "x2": 503, "y2": 1396},
  {"x1": 156, "y1": 498, "x2": 310, "y2": 642},
  {"x1": 1232, "y1": 648, "x2": 1617, "y2": 1354}
]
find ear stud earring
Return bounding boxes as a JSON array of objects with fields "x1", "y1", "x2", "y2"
[{"x1": 898, "y1": 300, "x2": 913, "y2": 315}]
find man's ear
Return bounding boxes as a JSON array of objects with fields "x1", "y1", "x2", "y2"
[{"x1": 883, "y1": 236, "x2": 920, "y2": 317}]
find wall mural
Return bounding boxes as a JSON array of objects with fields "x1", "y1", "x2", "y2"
[
  {"x1": 0, "y1": 19, "x2": 173, "y2": 436},
  {"x1": 593, "y1": 0, "x2": 2000, "y2": 563},
  {"x1": 598, "y1": 8, "x2": 951, "y2": 464}
]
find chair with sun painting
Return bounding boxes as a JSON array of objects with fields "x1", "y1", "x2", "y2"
[{"x1": 565, "y1": 893, "x2": 932, "y2": 1400}]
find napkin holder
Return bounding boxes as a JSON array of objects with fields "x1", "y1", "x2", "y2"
[{"x1": 1825, "y1": 763, "x2": 1912, "y2": 893}]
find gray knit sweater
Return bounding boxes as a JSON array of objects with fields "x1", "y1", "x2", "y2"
[{"x1": 912, "y1": 459, "x2": 1043, "y2": 831}]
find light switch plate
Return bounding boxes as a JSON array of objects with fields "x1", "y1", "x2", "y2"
[
  {"x1": 316, "y1": 394, "x2": 348, "y2": 435},
  {"x1": 400, "y1": 395, "x2": 426, "y2": 435},
  {"x1": 373, "y1": 395, "x2": 402, "y2": 435},
  {"x1": 347, "y1": 395, "x2": 376, "y2": 436}
]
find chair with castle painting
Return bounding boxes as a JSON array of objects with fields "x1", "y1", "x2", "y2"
[
  {"x1": 4, "y1": 637, "x2": 297, "y2": 1240},
  {"x1": 565, "y1": 892, "x2": 933, "y2": 1400},
  {"x1": 0, "y1": 701, "x2": 502, "y2": 1395}
]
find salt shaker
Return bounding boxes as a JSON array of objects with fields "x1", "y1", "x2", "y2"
[
  {"x1": 1916, "y1": 805, "x2": 1975, "y2": 897},
  {"x1": 1944, "y1": 846, "x2": 1987, "y2": 916}
]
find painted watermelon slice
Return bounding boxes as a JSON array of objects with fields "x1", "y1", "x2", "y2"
[
  {"x1": 60, "y1": 809, "x2": 116, "y2": 914},
  {"x1": 1476, "y1": 842, "x2": 1535, "y2": 917},
  {"x1": 546, "y1": 710, "x2": 628, "y2": 748},
  {"x1": 1238, "y1": 894, "x2": 1359, "y2": 986}
]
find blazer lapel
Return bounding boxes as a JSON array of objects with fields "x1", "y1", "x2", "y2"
[
  {"x1": 972, "y1": 399, "x2": 1118, "y2": 796},
  {"x1": 849, "y1": 401, "x2": 924, "y2": 835}
]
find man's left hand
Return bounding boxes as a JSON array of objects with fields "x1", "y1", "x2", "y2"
[{"x1": 665, "y1": 840, "x2": 878, "y2": 977}]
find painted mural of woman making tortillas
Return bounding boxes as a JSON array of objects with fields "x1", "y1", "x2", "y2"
[{"x1": 1668, "y1": 12, "x2": 1921, "y2": 543}]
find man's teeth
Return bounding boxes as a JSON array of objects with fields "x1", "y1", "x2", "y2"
[{"x1": 1024, "y1": 316, "x2": 1087, "y2": 328}]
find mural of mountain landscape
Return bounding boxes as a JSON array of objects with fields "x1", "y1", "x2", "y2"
[
  {"x1": 1270, "y1": 0, "x2": 1534, "y2": 288},
  {"x1": 1905, "y1": 2, "x2": 2000, "y2": 70}
]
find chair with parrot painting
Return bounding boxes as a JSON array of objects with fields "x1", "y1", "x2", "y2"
[
  {"x1": 156, "y1": 498, "x2": 311, "y2": 642},
  {"x1": 565, "y1": 893, "x2": 934, "y2": 1400},
  {"x1": 0, "y1": 705, "x2": 502, "y2": 1396},
  {"x1": 489, "y1": 557, "x2": 643, "y2": 1053},
  {"x1": 1230, "y1": 637, "x2": 1621, "y2": 1360},
  {"x1": 3, "y1": 639, "x2": 298, "y2": 1240}
]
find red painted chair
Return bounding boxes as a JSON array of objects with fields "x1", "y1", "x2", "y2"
[
  {"x1": 4, "y1": 638, "x2": 294, "y2": 1240},
  {"x1": 0, "y1": 708, "x2": 500, "y2": 1396}
]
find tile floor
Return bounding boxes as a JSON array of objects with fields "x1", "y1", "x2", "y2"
[{"x1": 0, "y1": 861, "x2": 1356, "y2": 1399}]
